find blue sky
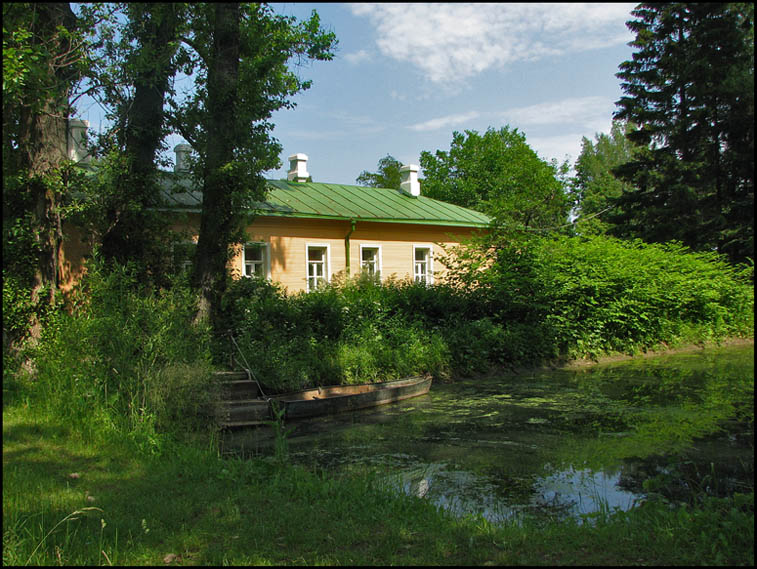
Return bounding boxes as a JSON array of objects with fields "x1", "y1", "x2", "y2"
[{"x1": 75, "y1": 3, "x2": 638, "y2": 185}]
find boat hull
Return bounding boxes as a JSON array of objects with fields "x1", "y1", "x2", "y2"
[
  {"x1": 217, "y1": 374, "x2": 432, "y2": 427},
  {"x1": 274, "y1": 375, "x2": 432, "y2": 420}
]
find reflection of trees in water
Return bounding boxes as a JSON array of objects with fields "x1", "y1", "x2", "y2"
[
  {"x1": 222, "y1": 344, "x2": 753, "y2": 522},
  {"x1": 618, "y1": 442, "x2": 754, "y2": 504}
]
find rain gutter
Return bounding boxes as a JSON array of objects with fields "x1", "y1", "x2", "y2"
[{"x1": 345, "y1": 219, "x2": 357, "y2": 276}]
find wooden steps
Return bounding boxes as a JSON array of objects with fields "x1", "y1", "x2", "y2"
[{"x1": 214, "y1": 371, "x2": 270, "y2": 428}]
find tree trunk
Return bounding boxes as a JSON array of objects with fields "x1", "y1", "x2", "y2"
[
  {"x1": 193, "y1": 3, "x2": 240, "y2": 327},
  {"x1": 15, "y1": 3, "x2": 78, "y2": 343},
  {"x1": 101, "y1": 3, "x2": 181, "y2": 274}
]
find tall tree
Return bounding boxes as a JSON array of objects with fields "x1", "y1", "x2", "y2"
[
  {"x1": 613, "y1": 3, "x2": 754, "y2": 263},
  {"x1": 356, "y1": 154, "x2": 402, "y2": 189},
  {"x1": 571, "y1": 120, "x2": 638, "y2": 236},
  {"x1": 3, "y1": 3, "x2": 87, "y2": 342},
  {"x1": 96, "y1": 3, "x2": 187, "y2": 277},
  {"x1": 193, "y1": 2, "x2": 242, "y2": 324},
  {"x1": 420, "y1": 127, "x2": 571, "y2": 233},
  {"x1": 167, "y1": 3, "x2": 336, "y2": 325}
]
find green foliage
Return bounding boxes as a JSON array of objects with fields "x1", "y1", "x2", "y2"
[
  {"x1": 217, "y1": 232, "x2": 753, "y2": 390},
  {"x1": 2, "y1": 271, "x2": 63, "y2": 347},
  {"x1": 535, "y1": 237, "x2": 753, "y2": 357},
  {"x1": 613, "y1": 3, "x2": 755, "y2": 264},
  {"x1": 571, "y1": 120, "x2": 639, "y2": 236},
  {"x1": 168, "y1": 4, "x2": 336, "y2": 210},
  {"x1": 19, "y1": 259, "x2": 216, "y2": 449},
  {"x1": 446, "y1": 232, "x2": 754, "y2": 361},
  {"x1": 420, "y1": 126, "x2": 572, "y2": 231},
  {"x1": 220, "y1": 276, "x2": 452, "y2": 391},
  {"x1": 356, "y1": 154, "x2": 403, "y2": 189}
]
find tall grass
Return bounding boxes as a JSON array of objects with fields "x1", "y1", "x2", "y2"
[{"x1": 8, "y1": 261, "x2": 218, "y2": 451}]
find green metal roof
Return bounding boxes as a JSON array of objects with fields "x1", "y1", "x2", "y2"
[{"x1": 163, "y1": 178, "x2": 491, "y2": 228}]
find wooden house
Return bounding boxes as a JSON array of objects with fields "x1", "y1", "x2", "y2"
[
  {"x1": 164, "y1": 151, "x2": 490, "y2": 293},
  {"x1": 58, "y1": 125, "x2": 490, "y2": 293}
]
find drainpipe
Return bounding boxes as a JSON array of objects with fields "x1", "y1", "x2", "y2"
[{"x1": 345, "y1": 219, "x2": 357, "y2": 276}]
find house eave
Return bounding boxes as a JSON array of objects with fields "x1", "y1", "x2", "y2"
[{"x1": 155, "y1": 206, "x2": 489, "y2": 229}]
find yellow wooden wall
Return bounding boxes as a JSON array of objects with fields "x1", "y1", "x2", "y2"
[
  {"x1": 60, "y1": 214, "x2": 483, "y2": 294},
  {"x1": 237, "y1": 217, "x2": 480, "y2": 292}
]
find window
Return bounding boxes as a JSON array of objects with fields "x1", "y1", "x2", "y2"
[
  {"x1": 173, "y1": 242, "x2": 196, "y2": 273},
  {"x1": 306, "y1": 244, "x2": 329, "y2": 291},
  {"x1": 243, "y1": 243, "x2": 268, "y2": 278},
  {"x1": 360, "y1": 245, "x2": 381, "y2": 279},
  {"x1": 413, "y1": 246, "x2": 433, "y2": 284}
]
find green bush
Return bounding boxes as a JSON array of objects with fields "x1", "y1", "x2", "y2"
[
  {"x1": 222, "y1": 235, "x2": 752, "y2": 388},
  {"x1": 24, "y1": 261, "x2": 216, "y2": 449},
  {"x1": 448, "y1": 233, "x2": 753, "y2": 361},
  {"x1": 533, "y1": 236, "x2": 754, "y2": 357},
  {"x1": 223, "y1": 277, "x2": 454, "y2": 391}
]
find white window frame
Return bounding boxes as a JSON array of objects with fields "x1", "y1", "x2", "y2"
[
  {"x1": 306, "y1": 243, "x2": 331, "y2": 292},
  {"x1": 359, "y1": 244, "x2": 382, "y2": 280},
  {"x1": 173, "y1": 241, "x2": 197, "y2": 273},
  {"x1": 413, "y1": 244, "x2": 434, "y2": 285},
  {"x1": 241, "y1": 241, "x2": 270, "y2": 280}
]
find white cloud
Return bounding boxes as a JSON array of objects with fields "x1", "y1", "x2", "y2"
[
  {"x1": 349, "y1": 3, "x2": 634, "y2": 84},
  {"x1": 389, "y1": 90, "x2": 407, "y2": 101},
  {"x1": 344, "y1": 49, "x2": 371, "y2": 64},
  {"x1": 503, "y1": 96, "x2": 613, "y2": 128},
  {"x1": 408, "y1": 111, "x2": 480, "y2": 132},
  {"x1": 528, "y1": 133, "x2": 588, "y2": 164}
]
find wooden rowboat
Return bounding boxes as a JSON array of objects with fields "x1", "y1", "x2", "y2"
[
  {"x1": 218, "y1": 374, "x2": 432, "y2": 428},
  {"x1": 275, "y1": 375, "x2": 433, "y2": 420}
]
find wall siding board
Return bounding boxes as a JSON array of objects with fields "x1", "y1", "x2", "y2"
[{"x1": 59, "y1": 214, "x2": 482, "y2": 294}]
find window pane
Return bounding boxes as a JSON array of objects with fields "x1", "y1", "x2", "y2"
[
  {"x1": 414, "y1": 248, "x2": 430, "y2": 283},
  {"x1": 245, "y1": 244, "x2": 262, "y2": 261},
  {"x1": 174, "y1": 243, "x2": 196, "y2": 271},
  {"x1": 243, "y1": 243, "x2": 265, "y2": 278},
  {"x1": 307, "y1": 247, "x2": 328, "y2": 290}
]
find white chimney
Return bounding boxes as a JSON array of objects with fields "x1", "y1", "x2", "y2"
[
  {"x1": 174, "y1": 144, "x2": 192, "y2": 172},
  {"x1": 400, "y1": 164, "x2": 420, "y2": 197},
  {"x1": 287, "y1": 153, "x2": 309, "y2": 183},
  {"x1": 68, "y1": 119, "x2": 91, "y2": 164}
]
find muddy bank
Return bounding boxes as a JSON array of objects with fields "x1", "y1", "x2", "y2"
[
  {"x1": 453, "y1": 337, "x2": 754, "y2": 382},
  {"x1": 558, "y1": 336, "x2": 754, "y2": 369}
]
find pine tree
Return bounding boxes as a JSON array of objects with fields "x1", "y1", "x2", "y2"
[{"x1": 612, "y1": 3, "x2": 754, "y2": 263}]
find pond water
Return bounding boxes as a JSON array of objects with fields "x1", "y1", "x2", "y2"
[{"x1": 222, "y1": 343, "x2": 754, "y2": 524}]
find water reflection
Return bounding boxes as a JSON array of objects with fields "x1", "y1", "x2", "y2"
[{"x1": 222, "y1": 343, "x2": 754, "y2": 524}]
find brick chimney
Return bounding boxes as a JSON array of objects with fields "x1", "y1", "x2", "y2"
[
  {"x1": 287, "y1": 153, "x2": 309, "y2": 183},
  {"x1": 400, "y1": 164, "x2": 420, "y2": 197}
]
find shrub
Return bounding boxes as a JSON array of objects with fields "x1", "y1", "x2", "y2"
[
  {"x1": 533, "y1": 236, "x2": 754, "y2": 357},
  {"x1": 448, "y1": 233, "x2": 753, "y2": 361},
  {"x1": 25, "y1": 261, "x2": 216, "y2": 449}
]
